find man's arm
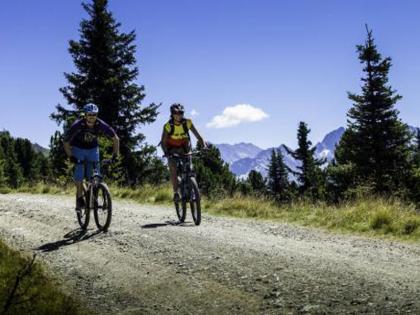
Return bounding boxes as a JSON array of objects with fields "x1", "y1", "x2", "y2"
[
  {"x1": 63, "y1": 119, "x2": 82, "y2": 158},
  {"x1": 63, "y1": 141, "x2": 72, "y2": 158},
  {"x1": 161, "y1": 129, "x2": 169, "y2": 155},
  {"x1": 112, "y1": 135, "x2": 120, "y2": 158},
  {"x1": 98, "y1": 119, "x2": 119, "y2": 158}
]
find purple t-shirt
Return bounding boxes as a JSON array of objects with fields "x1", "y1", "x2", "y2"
[{"x1": 64, "y1": 118, "x2": 116, "y2": 149}]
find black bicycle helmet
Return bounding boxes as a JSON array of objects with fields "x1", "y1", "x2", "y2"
[{"x1": 170, "y1": 103, "x2": 185, "y2": 115}]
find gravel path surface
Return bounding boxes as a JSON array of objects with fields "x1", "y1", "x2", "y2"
[{"x1": 0, "y1": 194, "x2": 419, "y2": 314}]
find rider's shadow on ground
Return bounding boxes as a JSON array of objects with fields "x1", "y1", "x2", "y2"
[
  {"x1": 36, "y1": 229, "x2": 100, "y2": 253},
  {"x1": 141, "y1": 220, "x2": 195, "y2": 229}
]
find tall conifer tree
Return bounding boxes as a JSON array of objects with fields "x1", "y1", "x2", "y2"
[
  {"x1": 0, "y1": 145, "x2": 6, "y2": 187},
  {"x1": 334, "y1": 26, "x2": 412, "y2": 194},
  {"x1": 51, "y1": 0, "x2": 159, "y2": 185},
  {"x1": 0, "y1": 132, "x2": 23, "y2": 188},
  {"x1": 247, "y1": 170, "x2": 266, "y2": 195},
  {"x1": 267, "y1": 148, "x2": 289, "y2": 201},
  {"x1": 193, "y1": 143, "x2": 236, "y2": 197},
  {"x1": 286, "y1": 122, "x2": 324, "y2": 198},
  {"x1": 14, "y1": 138, "x2": 39, "y2": 182}
]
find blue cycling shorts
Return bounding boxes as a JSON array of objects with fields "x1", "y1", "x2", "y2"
[{"x1": 71, "y1": 146, "x2": 100, "y2": 182}]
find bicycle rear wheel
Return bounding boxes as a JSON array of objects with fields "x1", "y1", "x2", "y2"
[
  {"x1": 76, "y1": 186, "x2": 90, "y2": 230},
  {"x1": 189, "y1": 177, "x2": 201, "y2": 225},
  {"x1": 93, "y1": 182, "x2": 112, "y2": 232}
]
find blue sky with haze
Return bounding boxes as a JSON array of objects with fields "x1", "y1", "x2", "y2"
[{"x1": 0, "y1": 0, "x2": 419, "y2": 149}]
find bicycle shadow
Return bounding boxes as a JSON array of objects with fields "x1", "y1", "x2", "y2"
[
  {"x1": 141, "y1": 220, "x2": 196, "y2": 229},
  {"x1": 36, "y1": 228, "x2": 101, "y2": 253}
]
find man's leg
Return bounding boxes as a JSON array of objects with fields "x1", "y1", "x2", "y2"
[
  {"x1": 85, "y1": 147, "x2": 100, "y2": 180},
  {"x1": 169, "y1": 161, "x2": 177, "y2": 191},
  {"x1": 72, "y1": 147, "x2": 85, "y2": 209},
  {"x1": 168, "y1": 158, "x2": 180, "y2": 202}
]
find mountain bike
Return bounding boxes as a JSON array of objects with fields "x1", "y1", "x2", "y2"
[
  {"x1": 75, "y1": 159, "x2": 113, "y2": 232},
  {"x1": 169, "y1": 152, "x2": 201, "y2": 225}
]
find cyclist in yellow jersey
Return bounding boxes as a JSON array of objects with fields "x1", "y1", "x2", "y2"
[{"x1": 161, "y1": 103, "x2": 207, "y2": 201}]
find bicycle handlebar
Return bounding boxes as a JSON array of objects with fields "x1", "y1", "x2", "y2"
[{"x1": 164, "y1": 148, "x2": 210, "y2": 159}]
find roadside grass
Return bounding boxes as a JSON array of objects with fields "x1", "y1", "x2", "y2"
[
  {"x1": 206, "y1": 195, "x2": 420, "y2": 242},
  {"x1": 2, "y1": 182, "x2": 419, "y2": 242},
  {"x1": 112, "y1": 184, "x2": 173, "y2": 204},
  {"x1": 0, "y1": 239, "x2": 92, "y2": 315}
]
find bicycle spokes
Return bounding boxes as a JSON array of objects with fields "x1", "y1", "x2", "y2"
[{"x1": 93, "y1": 183, "x2": 112, "y2": 232}]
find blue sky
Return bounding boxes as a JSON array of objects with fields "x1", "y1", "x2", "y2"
[{"x1": 0, "y1": 0, "x2": 419, "y2": 149}]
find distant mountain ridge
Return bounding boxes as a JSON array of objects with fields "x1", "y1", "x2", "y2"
[
  {"x1": 214, "y1": 143, "x2": 262, "y2": 164},
  {"x1": 230, "y1": 145, "x2": 298, "y2": 178},
  {"x1": 314, "y1": 127, "x2": 345, "y2": 161},
  {"x1": 216, "y1": 125, "x2": 418, "y2": 178}
]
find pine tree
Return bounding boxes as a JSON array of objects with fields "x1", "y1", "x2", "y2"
[
  {"x1": 407, "y1": 129, "x2": 420, "y2": 203},
  {"x1": 286, "y1": 122, "x2": 324, "y2": 199},
  {"x1": 0, "y1": 132, "x2": 23, "y2": 188},
  {"x1": 193, "y1": 143, "x2": 237, "y2": 197},
  {"x1": 414, "y1": 129, "x2": 420, "y2": 165},
  {"x1": 49, "y1": 131, "x2": 69, "y2": 181},
  {"x1": 267, "y1": 148, "x2": 289, "y2": 201},
  {"x1": 0, "y1": 145, "x2": 6, "y2": 187},
  {"x1": 36, "y1": 152, "x2": 51, "y2": 182},
  {"x1": 247, "y1": 170, "x2": 266, "y2": 195},
  {"x1": 51, "y1": 0, "x2": 159, "y2": 185},
  {"x1": 334, "y1": 26, "x2": 412, "y2": 195},
  {"x1": 14, "y1": 138, "x2": 40, "y2": 182},
  {"x1": 267, "y1": 150, "x2": 280, "y2": 195}
]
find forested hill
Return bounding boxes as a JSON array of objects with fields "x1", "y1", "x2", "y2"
[{"x1": 0, "y1": 131, "x2": 50, "y2": 188}]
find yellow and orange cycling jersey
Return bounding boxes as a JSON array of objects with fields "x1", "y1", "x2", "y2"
[{"x1": 164, "y1": 119, "x2": 193, "y2": 148}]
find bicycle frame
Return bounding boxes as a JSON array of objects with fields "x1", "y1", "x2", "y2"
[
  {"x1": 173, "y1": 154, "x2": 195, "y2": 200},
  {"x1": 83, "y1": 160, "x2": 110, "y2": 210}
]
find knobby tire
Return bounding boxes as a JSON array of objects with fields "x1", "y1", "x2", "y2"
[
  {"x1": 189, "y1": 177, "x2": 201, "y2": 225},
  {"x1": 93, "y1": 182, "x2": 112, "y2": 232}
]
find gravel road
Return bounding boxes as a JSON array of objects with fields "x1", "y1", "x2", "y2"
[{"x1": 0, "y1": 194, "x2": 419, "y2": 314}]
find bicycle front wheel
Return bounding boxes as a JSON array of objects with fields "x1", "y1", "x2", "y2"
[
  {"x1": 189, "y1": 177, "x2": 201, "y2": 225},
  {"x1": 175, "y1": 192, "x2": 187, "y2": 223},
  {"x1": 93, "y1": 182, "x2": 112, "y2": 232}
]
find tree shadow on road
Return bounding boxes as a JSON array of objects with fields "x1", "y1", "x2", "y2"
[
  {"x1": 141, "y1": 220, "x2": 196, "y2": 229},
  {"x1": 36, "y1": 229, "x2": 101, "y2": 252}
]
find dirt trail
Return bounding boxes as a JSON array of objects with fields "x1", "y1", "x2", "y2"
[{"x1": 0, "y1": 194, "x2": 419, "y2": 314}]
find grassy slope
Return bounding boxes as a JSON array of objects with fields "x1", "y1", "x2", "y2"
[
  {"x1": 0, "y1": 240, "x2": 92, "y2": 315},
  {"x1": 1, "y1": 183, "x2": 419, "y2": 242}
]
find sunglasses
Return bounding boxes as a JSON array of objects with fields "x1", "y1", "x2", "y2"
[
  {"x1": 173, "y1": 111, "x2": 184, "y2": 115},
  {"x1": 86, "y1": 113, "x2": 97, "y2": 117}
]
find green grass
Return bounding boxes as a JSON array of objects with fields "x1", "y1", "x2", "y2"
[
  {"x1": 7, "y1": 182, "x2": 174, "y2": 205},
  {"x1": 3, "y1": 183, "x2": 420, "y2": 242},
  {"x1": 112, "y1": 184, "x2": 173, "y2": 204},
  {"x1": 0, "y1": 240, "x2": 92, "y2": 315},
  {"x1": 206, "y1": 195, "x2": 420, "y2": 242}
]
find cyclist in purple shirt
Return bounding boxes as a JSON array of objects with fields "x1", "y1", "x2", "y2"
[{"x1": 64, "y1": 104, "x2": 119, "y2": 210}]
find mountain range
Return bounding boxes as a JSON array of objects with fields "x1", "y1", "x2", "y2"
[{"x1": 215, "y1": 126, "x2": 418, "y2": 178}]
